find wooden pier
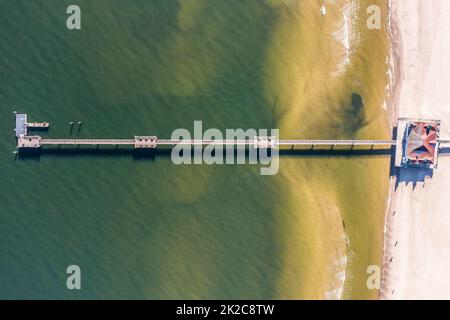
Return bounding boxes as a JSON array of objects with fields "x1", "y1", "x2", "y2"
[
  {"x1": 26, "y1": 121, "x2": 49, "y2": 129},
  {"x1": 13, "y1": 114, "x2": 396, "y2": 150},
  {"x1": 17, "y1": 135, "x2": 396, "y2": 149},
  {"x1": 14, "y1": 113, "x2": 49, "y2": 137},
  {"x1": 16, "y1": 113, "x2": 450, "y2": 170}
]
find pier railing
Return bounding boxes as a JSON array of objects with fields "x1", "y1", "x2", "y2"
[{"x1": 18, "y1": 136, "x2": 396, "y2": 149}]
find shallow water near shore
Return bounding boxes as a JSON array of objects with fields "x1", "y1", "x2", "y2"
[{"x1": 0, "y1": 0, "x2": 390, "y2": 299}]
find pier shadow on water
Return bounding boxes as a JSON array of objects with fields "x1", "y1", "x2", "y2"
[
  {"x1": 17, "y1": 139, "x2": 435, "y2": 191},
  {"x1": 15, "y1": 145, "x2": 394, "y2": 162},
  {"x1": 15, "y1": 147, "x2": 159, "y2": 162}
]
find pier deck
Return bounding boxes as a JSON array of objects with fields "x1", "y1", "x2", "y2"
[
  {"x1": 40, "y1": 139, "x2": 135, "y2": 145},
  {"x1": 14, "y1": 113, "x2": 49, "y2": 137},
  {"x1": 15, "y1": 114, "x2": 27, "y2": 137},
  {"x1": 27, "y1": 122, "x2": 49, "y2": 128},
  {"x1": 13, "y1": 113, "x2": 396, "y2": 150},
  {"x1": 18, "y1": 136, "x2": 396, "y2": 149},
  {"x1": 16, "y1": 113, "x2": 450, "y2": 170},
  {"x1": 156, "y1": 139, "x2": 395, "y2": 147}
]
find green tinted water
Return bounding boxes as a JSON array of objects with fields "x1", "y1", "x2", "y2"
[{"x1": 0, "y1": 0, "x2": 390, "y2": 299}]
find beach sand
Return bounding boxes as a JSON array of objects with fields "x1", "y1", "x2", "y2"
[{"x1": 381, "y1": 0, "x2": 450, "y2": 299}]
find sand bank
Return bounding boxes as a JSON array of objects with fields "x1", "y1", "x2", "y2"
[{"x1": 381, "y1": 0, "x2": 450, "y2": 299}]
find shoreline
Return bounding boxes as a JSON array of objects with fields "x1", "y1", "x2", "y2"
[
  {"x1": 385, "y1": 0, "x2": 401, "y2": 127},
  {"x1": 380, "y1": 0, "x2": 450, "y2": 299},
  {"x1": 379, "y1": 0, "x2": 401, "y2": 299}
]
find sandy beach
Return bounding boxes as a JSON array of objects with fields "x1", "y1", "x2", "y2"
[{"x1": 381, "y1": 0, "x2": 450, "y2": 299}]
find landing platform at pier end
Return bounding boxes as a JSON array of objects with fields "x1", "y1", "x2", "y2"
[
  {"x1": 14, "y1": 113, "x2": 49, "y2": 138},
  {"x1": 15, "y1": 113, "x2": 27, "y2": 137}
]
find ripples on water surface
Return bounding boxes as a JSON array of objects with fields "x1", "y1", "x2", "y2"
[{"x1": 0, "y1": 0, "x2": 390, "y2": 299}]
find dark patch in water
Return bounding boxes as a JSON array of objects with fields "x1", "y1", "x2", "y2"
[{"x1": 336, "y1": 93, "x2": 368, "y2": 137}]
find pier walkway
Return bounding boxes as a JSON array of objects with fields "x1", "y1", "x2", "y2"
[
  {"x1": 17, "y1": 136, "x2": 396, "y2": 149},
  {"x1": 15, "y1": 113, "x2": 450, "y2": 170}
]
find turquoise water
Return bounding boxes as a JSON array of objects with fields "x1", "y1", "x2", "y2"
[{"x1": 0, "y1": 0, "x2": 390, "y2": 299}]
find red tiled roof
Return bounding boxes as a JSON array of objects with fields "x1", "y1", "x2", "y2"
[{"x1": 406, "y1": 122, "x2": 437, "y2": 163}]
